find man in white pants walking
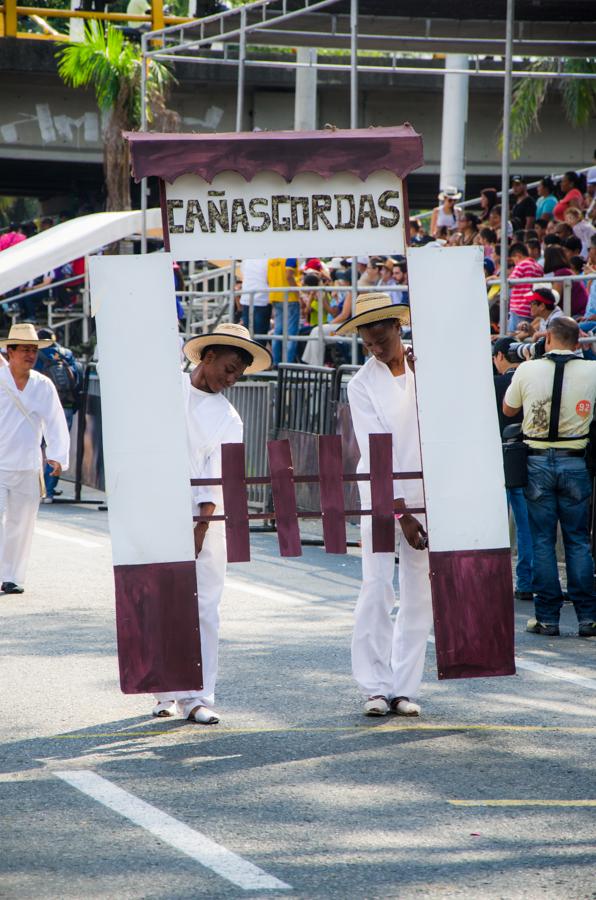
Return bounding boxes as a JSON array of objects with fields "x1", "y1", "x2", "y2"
[
  {"x1": 0, "y1": 323, "x2": 70, "y2": 595},
  {"x1": 152, "y1": 324, "x2": 272, "y2": 725},
  {"x1": 336, "y1": 293, "x2": 433, "y2": 717}
]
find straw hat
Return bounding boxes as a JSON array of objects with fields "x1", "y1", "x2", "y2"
[
  {"x1": 438, "y1": 186, "x2": 462, "y2": 201},
  {"x1": 183, "y1": 322, "x2": 272, "y2": 374},
  {"x1": 0, "y1": 322, "x2": 53, "y2": 348},
  {"x1": 334, "y1": 292, "x2": 410, "y2": 335}
]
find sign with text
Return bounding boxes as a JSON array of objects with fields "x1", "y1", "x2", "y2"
[{"x1": 163, "y1": 170, "x2": 406, "y2": 261}]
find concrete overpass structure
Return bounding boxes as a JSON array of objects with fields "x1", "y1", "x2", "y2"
[{"x1": 1, "y1": 0, "x2": 595, "y2": 213}]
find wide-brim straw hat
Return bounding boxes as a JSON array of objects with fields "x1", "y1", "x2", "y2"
[
  {"x1": 183, "y1": 322, "x2": 272, "y2": 374},
  {"x1": 334, "y1": 292, "x2": 411, "y2": 335},
  {"x1": 438, "y1": 186, "x2": 462, "y2": 201},
  {"x1": 0, "y1": 322, "x2": 52, "y2": 348}
]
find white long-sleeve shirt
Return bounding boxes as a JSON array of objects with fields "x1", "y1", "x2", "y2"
[
  {"x1": 347, "y1": 355, "x2": 424, "y2": 510},
  {"x1": 0, "y1": 366, "x2": 70, "y2": 471},
  {"x1": 183, "y1": 375, "x2": 243, "y2": 512}
]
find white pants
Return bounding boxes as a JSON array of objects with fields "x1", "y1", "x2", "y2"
[
  {"x1": 154, "y1": 523, "x2": 226, "y2": 716},
  {"x1": 352, "y1": 516, "x2": 433, "y2": 701},
  {"x1": 0, "y1": 469, "x2": 40, "y2": 586}
]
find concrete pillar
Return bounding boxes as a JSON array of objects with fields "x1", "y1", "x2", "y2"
[
  {"x1": 439, "y1": 54, "x2": 469, "y2": 195},
  {"x1": 294, "y1": 47, "x2": 318, "y2": 131}
]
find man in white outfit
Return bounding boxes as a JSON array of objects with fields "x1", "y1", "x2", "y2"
[
  {"x1": 336, "y1": 293, "x2": 433, "y2": 717},
  {"x1": 0, "y1": 323, "x2": 70, "y2": 595},
  {"x1": 153, "y1": 323, "x2": 271, "y2": 725}
]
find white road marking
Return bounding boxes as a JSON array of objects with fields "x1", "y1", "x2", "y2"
[
  {"x1": 34, "y1": 526, "x2": 102, "y2": 549},
  {"x1": 513, "y1": 658, "x2": 596, "y2": 692},
  {"x1": 226, "y1": 577, "x2": 321, "y2": 605},
  {"x1": 53, "y1": 770, "x2": 292, "y2": 892},
  {"x1": 427, "y1": 634, "x2": 596, "y2": 692}
]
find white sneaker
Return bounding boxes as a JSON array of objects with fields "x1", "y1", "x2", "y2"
[
  {"x1": 42, "y1": 497, "x2": 53, "y2": 505},
  {"x1": 390, "y1": 697, "x2": 421, "y2": 717},
  {"x1": 188, "y1": 705, "x2": 220, "y2": 725},
  {"x1": 152, "y1": 700, "x2": 174, "y2": 718},
  {"x1": 364, "y1": 695, "x2": 390, "y2": 716}
]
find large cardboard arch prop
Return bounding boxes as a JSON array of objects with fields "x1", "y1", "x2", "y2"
[{"x1": 90, "y1": 126, "x2": 514, "y2": 695}]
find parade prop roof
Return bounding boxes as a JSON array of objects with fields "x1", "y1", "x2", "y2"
[
  {"x1": 125, "y1": 125, "x2": 424, "y2": 185},
  {"x1": 0, "y1": 209, "x2": 162, "y2": 297}
]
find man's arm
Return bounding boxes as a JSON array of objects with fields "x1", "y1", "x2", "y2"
[{"x1": 502, "y1": 401, "x2": 522, "y2": 417}]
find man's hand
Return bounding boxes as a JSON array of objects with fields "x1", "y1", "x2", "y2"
[
  {"x1": 398, "y1": 514, "x2": 428, "y2": 551},
  {"x1": 47, "y1": 460, "x2": 62, "y2": 477},
  {"x1": 194, "y1": 522, "x2": 209, "y2": 557},
  {"x1": 405, "y1": 346, "x2": 416, "y2": 373}
]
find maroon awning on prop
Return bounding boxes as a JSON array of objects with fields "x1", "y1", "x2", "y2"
[{"x1": 125, "y1": 125, "x2": 423, "y2": 184}]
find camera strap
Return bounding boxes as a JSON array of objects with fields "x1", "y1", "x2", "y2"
[{"x1": 527, "y1": 353, "x2": 584, "y2": 443}]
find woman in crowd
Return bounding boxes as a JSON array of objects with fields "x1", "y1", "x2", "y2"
[
  {"x1": 536, "y1": 177, "x2": 558, "y2": 220},
  {"x1": 543, "y1": 245, "x2": 588, "y2": 317},
  {"x1": 459, "y1": 211, "x2": 479, "y2": 246},
  {"x1": 554, "y1": 171, "x2": 584, "y2": 221},
  {"x1": 479, "y1": 188, "x2": 498, "y2": 223},
  {"x1": 430, "y1": 187, "x2": 462, "y2": 237}
]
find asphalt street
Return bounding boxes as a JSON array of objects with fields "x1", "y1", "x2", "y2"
[{"x1": 1, "y1": 493, "x2": 595, "y2": 900}]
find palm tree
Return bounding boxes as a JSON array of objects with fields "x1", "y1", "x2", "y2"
[
  {"x1": 56, "y1": 23, "x2": 178, "y2": 212},
  {"x1": 506, "y1": 57, "x2": 596, "y2": 159}
]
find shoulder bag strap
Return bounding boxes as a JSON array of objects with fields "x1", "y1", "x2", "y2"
[
  {"x1": 0, "y1": 380, "x2": 38, "y2": 433},
  {"x1": 548, "y1": 358, "x2": 568, "y2": 442}
]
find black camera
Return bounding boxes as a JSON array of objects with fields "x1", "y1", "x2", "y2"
[{"x1": 506, "y1": 336, "x2": 546, "y2": 363}]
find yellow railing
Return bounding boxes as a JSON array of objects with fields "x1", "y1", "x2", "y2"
[{"x1": 0, "y1": 0, "x2": 192, "y2": 39}]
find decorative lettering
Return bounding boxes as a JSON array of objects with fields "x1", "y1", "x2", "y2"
[
  {"x1": 311, "y1": 194, "x2": 333, "y2": 230},
  {"x1": 334, "y1": 194, "x2": 356, "y2": 230},
  {"x1": 207, "y1": 197, "x2": 229, "y2": 232},
  {"x1": 184, "y1": 199, "x2": 208, "y2": 233},
  {"x1": 272, "y1": 195, "x2": 291, "y2": 232},
  {"x1": 248, "y1": 197, "x2": 271, "y2": 232},
  {"x1": 230, "y1": 198, "x2": 250, "y2": 232},
  {"x1": 167, "y1": 199, "x2": 184, "y2": 234},
  {"x1": 378, "y1": 190, "x2": 401, "y2": 227},
  {"x1": 290, "y1": 197, "x2": 310, "y2": 231},
  {"x1": 357, "y1": 194, "x2": 379, "y2": 229}
]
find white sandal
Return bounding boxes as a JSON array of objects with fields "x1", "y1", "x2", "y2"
[
  {"x1": 152, "y1": 701, "x2": 174, "y2": 718},
  {"x1": 188, "y1": 705, "x2": 220, "y2": 725},
  {"x1": 364, "y1": 695, "x2": 390, "y2": 716},
  {"x1": 390, "y1": 697, "x2": 421, "y2": 717}
]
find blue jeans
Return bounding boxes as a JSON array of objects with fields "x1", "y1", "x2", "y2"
[
  {"x1": 507, "y1": 311, "x2": 532, "y2": 332},
  {"x1": 507, "y1": 487, "x2": 533, "y2": 593},
  {"x1": 524, "y1": 453, "x2": 596, "y2": 625},
  {"x1": 44, "y1": 407, "x2": 74, "y2": 498},
  {"x1": 241, "y1": 303, "x2": 272, "y2": 348},
  {"x1": 272, "y1": 301, "x2": 300, "y2": 365}
]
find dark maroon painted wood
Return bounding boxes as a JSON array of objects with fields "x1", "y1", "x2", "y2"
[
  {"x1": 369, "y1": 433, "x2": 395, "y2": 553},
  {"x1": 221, "y1": 442, "x2": 250, "y2": 563},
  {"x1": 158, "y1": 179, "x2": 171, "y2": 252},
  {"x1": 125, "y1": 125, "x2": 423, "y2": 185},
  {"x1": 268, "y1": 439, "x2": 302, "y2": 557},
  {"x1": 429, "y1": 548, "x2": 516, "y2": 680},
  {"x1": 318, "y1": 434, "x2": 347, "y2": 554},
  {"x1": 114, "y1": 560, "x2": 202, "y2": 694}
]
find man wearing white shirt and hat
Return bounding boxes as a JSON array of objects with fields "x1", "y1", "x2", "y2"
[
  {"x1": 0, "y1": 323, "x2": 70, "y2": 595},
  {"x1": 335, "y1": 293, "x2": 433, "y2": 718},
  {"x1": 152, "y1": 323, "x2": 272, "y2": 725}
]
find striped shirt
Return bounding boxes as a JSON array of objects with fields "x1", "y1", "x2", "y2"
[{"x1": 509, "y1": 258, "x2": 544, "y2": 317}]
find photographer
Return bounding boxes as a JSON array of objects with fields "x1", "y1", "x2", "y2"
[
  {"x1": 493, "y1": 338, "x2": 534, "y2": 602},
  {"x1": 503, "y1": 317, "x2": 596, "y2": 638}
]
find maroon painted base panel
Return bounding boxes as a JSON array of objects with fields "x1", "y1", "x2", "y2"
[
  {"x1": 114, "y1": 560, "x2": 202, "y2": 695},
  {"x1": 429, "y1": 548, "x2": 515, "y2": 680}
]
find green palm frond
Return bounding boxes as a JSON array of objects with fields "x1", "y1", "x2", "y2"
[
  {"x1": 56, "y1": 23, "x2": 138, "y2": 112},
  {"x1": 504, "y1": 58, "x2": 552, "y2": 159},
  {"x1": 560, "y1": 57, "x2": 596, "y2": 127}
]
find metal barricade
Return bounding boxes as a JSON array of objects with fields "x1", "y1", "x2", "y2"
[
  {"x1": 225, "y1": 372, "x2": 276, "y2": 513},
  {"x1": 275, "y1": 363, "x2": 338, "y2": 436}
]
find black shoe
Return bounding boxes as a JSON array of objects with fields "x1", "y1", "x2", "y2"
[
  {"x1": 526, "y1": 618, "x2": 559, "y2": 636},
  {"x1": 1, "y1": 582, "x2": 24, "y2": 594},
  {"x1": 578, "y1": 622, "x2": 596, "y2": 638},
  {"x1": 515, "y1": 590, "x2": 534, "y2": 602}
]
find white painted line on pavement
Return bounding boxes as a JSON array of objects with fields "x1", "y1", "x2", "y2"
[
  {"x1": 53, "y1": 770, "x2": 292, "y2": 892},
  {"x1": 426, "y1": 634, "x2": 596, "y2": 692},
  {"x1": 226, "y1": 577, "x2": 321, "y2": 605},
  {"x1": 513, "y1": 658, "x2": 596, "y2": 692},
  {"x1": 34, "y1": 526, "x2": 102, "y2": 549}
]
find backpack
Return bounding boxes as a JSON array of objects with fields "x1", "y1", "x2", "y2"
[{"x1": 38, "y1": 347, "x2": 80, "y2": 409}]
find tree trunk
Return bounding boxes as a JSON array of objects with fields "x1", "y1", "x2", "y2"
[{"x1": 104, "y1": 86, "x2": 133, "y2": 214}]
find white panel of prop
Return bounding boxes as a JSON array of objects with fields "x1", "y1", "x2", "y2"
[
  {"x1": 90, "y1": 254, "x2": 195, "y2": 567},
  {"x1": 164, "y1": 170, "x2": 406, "y2": 260},
  {"x1": 407, "y1": 246, "x2": 509, "y2": 552}
]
